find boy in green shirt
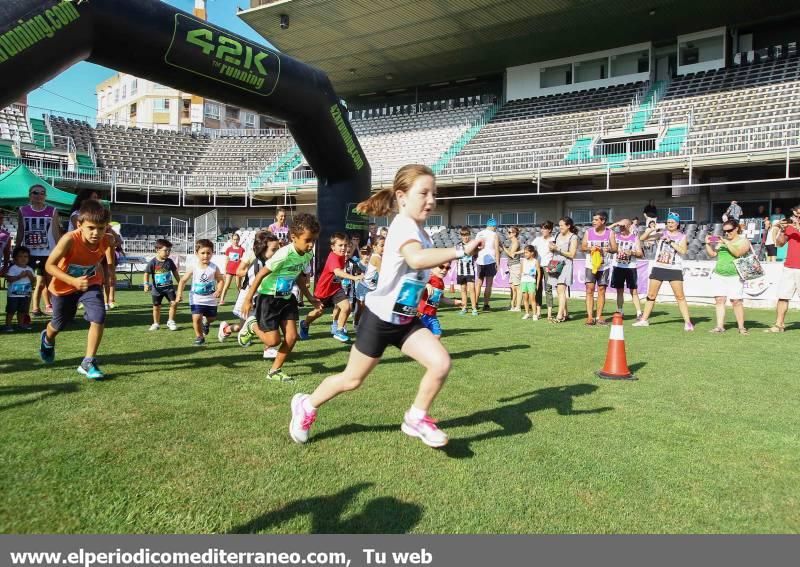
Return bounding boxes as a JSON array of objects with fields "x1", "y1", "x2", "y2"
[{"x1": 240, "y1": 213, "x2": 321, "y2": 381}]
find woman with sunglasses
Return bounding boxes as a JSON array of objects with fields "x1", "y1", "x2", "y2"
[
  {"x1": 633, "y1": 212, "x2": 695, "y2": 330},
  {"x1": 17, "y1": 184, "x2": 62, "y2": 316},
  {"x1": 705, "y1": 220, "x2": 751, "y2": 334}
]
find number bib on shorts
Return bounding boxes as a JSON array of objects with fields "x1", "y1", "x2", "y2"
[{"x1": 392, "y1": 274, "x2": 426, "y2": 318}]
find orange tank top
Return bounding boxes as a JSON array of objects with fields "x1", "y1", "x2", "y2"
[{"x1": 50, "y1": 231, "x2": 110, "y2": 296}]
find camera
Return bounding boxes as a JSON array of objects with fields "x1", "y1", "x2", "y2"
[{"x1": 280, "y1": 14, "x2": 289, "y2": 29}]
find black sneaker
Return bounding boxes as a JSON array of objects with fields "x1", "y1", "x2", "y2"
[
  {"x1": 193, "y1": 336, "x2": 206, "y2": 346},
  {"x1": 482, "y1": 304, "x2": 491, "y2": 312}
]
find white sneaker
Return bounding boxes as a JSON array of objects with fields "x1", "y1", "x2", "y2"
[
  {"x1": 148, "y1": 323, "x2": 160, "y2": 331},
  {"x1": 533, "y1": 315, "x2": 540, "y2": 320},
  {"x1": 401, "y1": 412, "x2": 448, "y2": 447},
  {"x1": 167, "y1": 320, "x2": 178, "y2": 331},
  {"x1": 632, "y1": 319, "x2": 650, "y2": 327},
  {"x1": 263, "y1": 347, "x2": 278, "y2": 359},
  {"x1": 522, "y1": 313, "x2": 531, "y2": 320},
  {"x1": 218, "y1": 321, "x2": 232, "y2": 342},
  {"x1": 289, "y1": 393, "x2": 316, "y2": 444}
]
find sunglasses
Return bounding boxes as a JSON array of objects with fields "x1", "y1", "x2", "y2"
[
  {"x1": 438, "y1": 265, "x2": 451, "y2": 271},
  {"x1": 723, "y1": 228, "x2": 736, "y2": 233},
  {"x1": 30, "y1": 191, "x2": 45, "y2": 196}
]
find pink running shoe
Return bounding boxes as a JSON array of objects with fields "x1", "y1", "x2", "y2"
[
  {"x1": 289, "y1": 394, "x2": 317, "y2": 444},
  {"x1": 401, "y1": 412, "x2": 448, "y2": 447},
  {"x1": 684, "y1": 322, "x2": 695, "y2": 332}
]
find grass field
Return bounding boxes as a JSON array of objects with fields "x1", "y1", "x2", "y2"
[{"x1": 1, "y1": 283, "x2": 799, "y2": 534}]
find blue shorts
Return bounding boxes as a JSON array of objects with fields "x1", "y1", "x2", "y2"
[
  {"x1": 50, "y1": 285, "x2": 105, "y2": 331},
  {"x1": 419, "y1": 314, "x2": 442, "y2": 336},
  {"x1": 190, "y1": 304, "x2": 218, "y2": 318}
]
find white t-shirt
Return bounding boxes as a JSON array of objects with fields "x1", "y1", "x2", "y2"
[
  {"x1": 7, "y1": 265, "x2": 34, "y2": 298},
  {"x1": 475, "y1": 229, "x2": 498, "y2": 266},
  {"x1": 521, "y1": 257, "x2": 539, "y2": 283},
  {"x1": 532, "y1": 236, "x2": 553, "y2": 266},
  {"x1": 365, "y1": 214, "x2": 431, "y2": 325},
  {"x1": 653, "y1": 232, "x2": 686, "y2": 270},
  {"x1": 190, "y1": 262, "x2": 219, "y2": 306}
]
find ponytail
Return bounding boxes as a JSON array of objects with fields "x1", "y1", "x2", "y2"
[{"x1": 356, "y1": 163, "x2": 435, "y2": 217}]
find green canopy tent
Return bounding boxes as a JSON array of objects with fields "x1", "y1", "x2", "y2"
[{"x1": 0, "y1": 164, "x2": 78, "y2": 211}]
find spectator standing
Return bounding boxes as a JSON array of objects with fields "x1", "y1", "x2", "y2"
[
  {"x1": 763, "y1": 218, "x2": 778, "y2": 261},
  {"x1": 0, "y1": 210, "x2": 12, "y2": 275},
  {"x1": 610, "y1": 219, "x2": 643, "y2": 320},
  {"x1": 475, "y1": 218, "x2": 501, "y2": 311},
  {"x1": 503, "y1": 226, "x2": 522, "y2": 311},
  {"x1": 766, "y1": 204, "x2": 800, "y2": 333},
  {"x1": 633, "y1": 212, "x2": 694, "y2": 331},
  {"x1": 268, "y1": 207, "x2": 290, "y2": 245},
  {"x1": 547, "y1": 217, "x2": 578, "y2": 323},
  {"x1": 17, "y1": 184, "x2": 62, "y2": 316},
  {"x1": 706, "y1": 219, "x2": 751, "y2": 334},
  {"x1": 532, "y1": 221, "x2": 554, "y2": 320},
  {"x1": 581, "y1": 211, "x2": 617, "y2": 326},
  {"x1": 643, "y1": 200, "x2": 657, "y2": 226},
  {"x1": 724, "y1": 200, "x2": 743, "y2": 222}
]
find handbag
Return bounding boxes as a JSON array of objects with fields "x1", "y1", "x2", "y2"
[
  {"x1": 733, "y1": 242, "x2": 765, "y2": 281},
  {"x1": 545, "y1": 259, "x2": 565, "y2": 277}
]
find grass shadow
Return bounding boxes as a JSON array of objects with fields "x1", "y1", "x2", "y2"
[
  {"x1": 0, "y1": 382, "x2": 79, "y2": 412},
  {"x1": 229, "y1": 482, "x2": 422, "y2": 534}
]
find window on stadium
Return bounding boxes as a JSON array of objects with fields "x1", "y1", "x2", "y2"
[
  {"x1": 153, "y1": 98, "x2": 170, "y2": 111},
  {"x1": 114, "y1": 214, "x2": 143, "y2": 226},
  {"x1": 121, "y1": 85, "x2": 127, "y2": 100},
  {"x1": 114, "y1": 88, "x2": 119, "y2": 103},
  {"x1": 575, "y1": 58, "x2": 607, "y2": 83},
  {"x1": 129, "y1": 103, "x2": 137, "y2": 118},
  {"x1": 425, "y1": 215, "x2": 443, "y2": 227},
  {"x1": 540, "y1": 64, "x2": 572, "y2": 88},
  {"x1": 130, "y1": 79, "x2": 138, "y2": 96},
  {"x1": 466, "y1": 213, "x2": 497, "y2": 226},
  {"x1": 158, "y1": 216, "x2": 184, "y2": 227},
  {"x1": 244, "y1": 112, "x2": 256, "y2": 129},
  {"x1": 246, "y1": 218, "x2": 271, "y2": 229},
  {"x1": 656, "y1": 207, "x2": 694, "y2": 222},
  {"x1": 500, "y1": 212, "x2": 536, "y2": 226},
  {"x1": 205, "y1": 103, "x2": 220, "y2": 120},
  {"x1": 569, "y1": 208, "x2": 614, "y2": 225},
  {"x1": 226, "y1": 106, "x2": 240, "y2": 121}
]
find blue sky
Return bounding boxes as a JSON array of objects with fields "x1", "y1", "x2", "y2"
[{"x1": 26, "y1": 0, "x2": 271, "y2": 120}]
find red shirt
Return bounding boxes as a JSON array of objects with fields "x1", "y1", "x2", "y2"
[
  {"x1": 224, "y1": 245, "x2": 245, "y2": 274},
  {"x1": 418, "y1": 275, "x2": 445, "y2": 317},
  {"x1": 785, "y1": 226, "x2": 800, "y2": 269},
  {"x1": 314, "y1": 252, "x2": 345, "y2": 299}
]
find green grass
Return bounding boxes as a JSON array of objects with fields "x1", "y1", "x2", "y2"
[{"x1": 1, "y1": 284, "x2": 799, "y2": 533}]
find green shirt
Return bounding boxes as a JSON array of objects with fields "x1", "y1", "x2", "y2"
[
  {"x1": 714, "y1": 236, "x2": 747, "y2": 277},
  {"x1": 257, "y1": 244, "x2": 313, "y2": 297}
]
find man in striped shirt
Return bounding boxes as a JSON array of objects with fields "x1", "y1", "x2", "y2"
[{"x1": 456, "y1": 227, "x2": 479, "y2": 315}]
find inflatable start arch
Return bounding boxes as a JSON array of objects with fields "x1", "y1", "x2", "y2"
[{"x1": 0, "y1": 0, "x2": 372, "y2": 254}]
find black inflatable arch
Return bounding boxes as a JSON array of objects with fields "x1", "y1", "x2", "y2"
[{"x1": 0, "y1": 0, "x2": 371, "y2": 257}]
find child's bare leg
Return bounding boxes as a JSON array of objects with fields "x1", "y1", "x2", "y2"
[{"x1": 153, "y1": 304, "x2": 161, "y2": 325}]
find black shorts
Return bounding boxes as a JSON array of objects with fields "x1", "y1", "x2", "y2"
[
  {"x1": 318, "y1": 288, "x2": 348, "y2": 308},
  {"x1": 6, "y1": 296, "x2": 31, "y2": 314},
  {"x1": 477, "y1": 263, "x2": 497, "y2": 279},
  {"x1": 457, "y1": 274, "x2": 475, "y2": 285},
  {"x1": 29, "y1": 256, "x2": 47, "y2": 276},
  {"x1": 256, "y1": 294, "x2": 299, "y2": 332},
  {"x1": 354, "y1": 307, "x2": 425, "y2": 358},
  {"x1": 766, "y1": 244, "x2": 777, "y2": 256},
  {"x1": 649, "y1": 266, "x2": 683, "y2": 282},
  {"x1": 50, "y1": 285, "x2": 105, "y2": 331},
  {"x1": 611, "y1": 267, "x2": 638, "y2": 290},
  {"x1": 151, "y1": 288, "x2": 177, "y2": 305}
]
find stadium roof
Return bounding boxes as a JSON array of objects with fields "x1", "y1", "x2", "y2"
[{"x1": 240, "y1": 0, "x2": 800, "y2": 96}]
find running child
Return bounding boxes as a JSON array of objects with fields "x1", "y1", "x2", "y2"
[
  {"x1": 520, "y1": 245, "x2": 540, "y2": 320},
  {"x1": 299, "y1": 233, "x2": 363, "y2": 343},
  {"x1": 220, "y1": 233, "x2": 245, "y2": 305},
  {"x1": 238, "y1": 213, "x2": 321, "y2": 382},
  {"x1": 354, "y1": 237, "x2": 384, "y2": 328},
  {"x1": 3, "y1": 246, "x2": 35, "y2": 332},
  {"x1": 143, "y1": 239, "x2": 180, "y2": 331},
  {"x1": 455, "y1": 227, "x2": 479, "y2": 316},
  {"x1": 218, "y1": 232, "x2": 281, "y2": 359},
  {"x1": 289, "y1": 164, "x2": 483, "y2": 448},
  {"x1": 40, "y1": 200, "x2": 115, "y2": 379},
  {"x1": 418, "y1": 262, "x2": 462, "y2": 339},
  {"x1": 175, "y1": 239, "x2": 223, "y2": 346}
]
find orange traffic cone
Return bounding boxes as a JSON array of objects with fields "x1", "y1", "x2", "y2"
[{"x1": 596, "y1": 312, "x2": 637, "y2": 380}]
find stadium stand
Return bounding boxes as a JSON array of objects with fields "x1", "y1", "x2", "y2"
[
  {"x1": 0, "y1": 106, "x2": 33, "y2": 146},
  {"x1": 442, "y1": 82, "x2": 644, "y2": 174},
  {"x1": 194, "y1": 133, "x2": 293, "y2": 178}
]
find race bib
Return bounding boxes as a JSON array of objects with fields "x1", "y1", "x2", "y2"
[
  {"x1": 27, "y1": 231, "x2": 46, "y2": 248},
  {"x1": 66, "y1": 264, "x2": 96, "y2": 278},
  {"x1": 275, "y1": 275, "x2": 294, "y2": 298},
  {"x1": 192, "y1": 281, "x2": 215, "y2": 295},
  {"x1": 9, "y1": 281, "x2": 32, "y2": 296},
  {"x1": 229, "y1": 252, "x2": 240, "y2": 262},
  {"x1": 426, "y1": 288, "x2": 443, "y2": 309},
  {"x1": 154, "y1": 272, "x2": 172, "y2": 287},
  {"x1": 392, "y1": 275, "x2": 426, "y2": 318}
]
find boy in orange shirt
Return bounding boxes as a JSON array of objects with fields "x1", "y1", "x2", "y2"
[{"x1": 41, "y1": 200, "x2": 116, "y2": 380}]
